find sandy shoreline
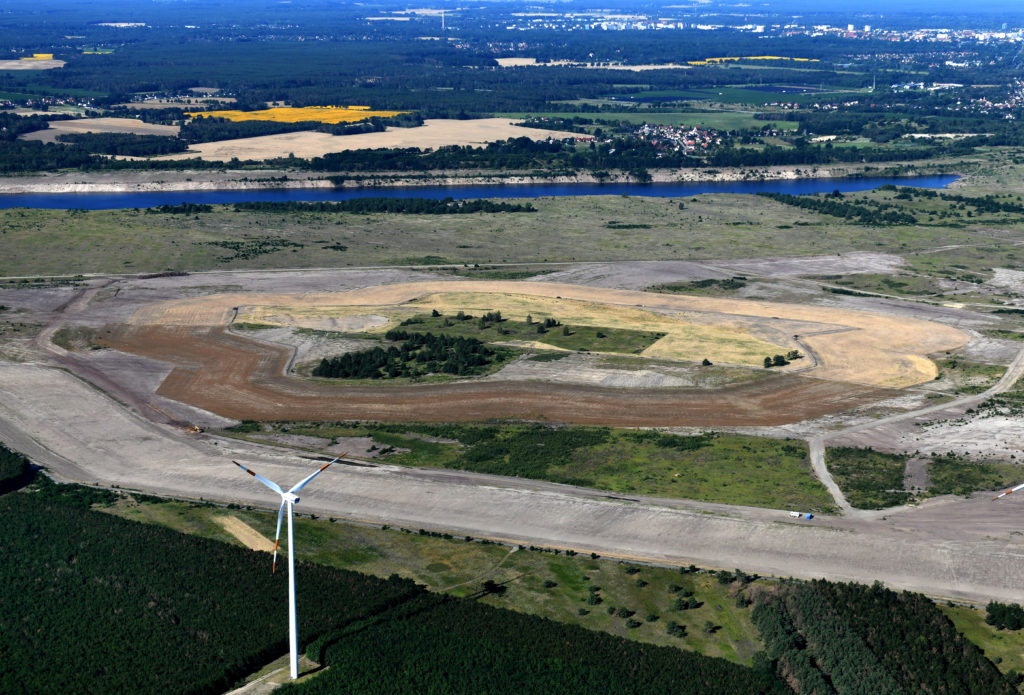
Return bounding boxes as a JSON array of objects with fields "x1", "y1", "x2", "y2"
[{"x1": 0, "y1": 163, "x2": 940, "y2": 195}]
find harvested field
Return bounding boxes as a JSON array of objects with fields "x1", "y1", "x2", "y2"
[
  {"x1": 215, "y1": 515, "x2": 275, "y2": 552},
  {"x1": 185, "y1": 106, "x2": 405, "y2": 123},
  {"x1": 0, "y1": 59, "x2": 64, "y2": 70},
  {"x1": 169, "y1": 118, "x2": 576, "y2": 161},
  {"x1": 21, "y1": 117, "x2": 180, "y2": 144},
  {"x1": 101, "y1": 324, "x2": 889, "y2": 426},
  {"x1": 131, "y1": 280, "x2": 968, "y2": 387}
]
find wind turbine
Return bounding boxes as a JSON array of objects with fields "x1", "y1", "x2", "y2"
[
  {"x1": 233, "y1": 455, "x2": 344, "y2": 680},
  {"x1": 994, "y1": 482, "x2": 1024, "y2": 500}
]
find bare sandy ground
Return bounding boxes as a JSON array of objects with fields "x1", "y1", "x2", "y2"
[
  {"x1": 21, "y1": 117, "x2": 180, "y2": 144},
  {"x1": 0, "y1": 162, "x2": 902, "y2": 193},
  {"x1": 215, "y1": 516, "x2": 275, "y2": 552},
  {"x1": 533, "y1": 253, "x2": 905, "y2": 289},
  {"x1": 131, "y1": 280, "x2": 968, "y2": 388},
  {"x1": 169, "y1": 119, "x2": 576, "y2": 161},
  {"x1": 0, "y1": 59, "x2": 64, "y2": 70},
  {"x1": 2, "y1": 360, "x2": 1024, "y2": 604}
]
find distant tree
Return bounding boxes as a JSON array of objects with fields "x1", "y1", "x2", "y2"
[{"x1": 666, "y1": 620, "x2": 687, "y2": 637}]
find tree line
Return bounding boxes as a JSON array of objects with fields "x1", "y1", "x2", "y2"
[
  {"x1": 56, "y1": 132, "x2": 189, "y2": 156},
  {"x1": 757, "y1": 192, "x2": 917, "y2": 226},
  {"x1": 751, "y1": 579, "x2": 1015, "y2": 694},
  {"x1": 231, "y1": 197, "x2": 536, "y2": 215},
  {"x1": 313, "y1": 331, "x2": 501, "y2": 379},
  {"x1": 178, "y1": 113, "x2": 425, "y2": 144},
  {"x1": 0, "y1": 441, "x2": 34, "y2": 494}
]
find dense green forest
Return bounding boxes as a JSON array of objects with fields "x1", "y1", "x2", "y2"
[
  {"x1": 1, "y1": 476, "x2": 795, "y2": 694},
  {"x1": 0, "y1": 488, "x2": 426, "y2": 695},
  {"x1": 313, "y1": 331, "x2": 507, "y2": 379},
  {"x1": 752, "y1": 579, "x2": 1016, "y2": 694},
  {"x1": 0, "y1": 441, "x2": 33, "y2": 493},
  {"x1": 282, "y1": 592, "x2": 791, "y2": 695}
]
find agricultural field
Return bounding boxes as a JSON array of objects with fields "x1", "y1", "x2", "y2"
[
  {"x1": 185, "y1": 105, "x2": 406, "y2": 124},
  {"x1": 170, "y1": 118, "x2": 577, "y2": 161},
  {"x1": 19, "y1": 117, "x2": 180, "y2": 144}
]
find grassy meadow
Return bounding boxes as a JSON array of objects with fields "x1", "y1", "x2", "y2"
[
  {"x1": 102, "y1": 498, "x2": 765, "y2": 664},
  {"x1": 7, "y1": 174, "x2": 1024, "y2": 278},
  {"x1": 226, "y1": 422, "x2": 836, "y2": 512}
]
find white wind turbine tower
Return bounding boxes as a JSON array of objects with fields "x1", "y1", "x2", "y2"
[{"x1": 234, "y1": 455, "x2": 344, "y2": 680}]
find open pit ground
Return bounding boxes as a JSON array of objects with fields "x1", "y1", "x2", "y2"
[
  {"x1": 0, "y1": 262, "x2": 1022, "y2": 605},
  {"x1": 3, "y1": 359, "x2": 1024, "y2": 605}
]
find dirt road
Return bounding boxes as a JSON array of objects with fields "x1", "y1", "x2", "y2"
[{"x1": 809, "y1": 342, "x2": 1024, "y2": 514}]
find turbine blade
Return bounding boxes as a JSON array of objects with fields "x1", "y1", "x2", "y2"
[
  {"x1": 233, "y1": 461, "x2": 283, "y2": 495},
  {"x1": 994, "y1": 482, "x2": 1024, "y2": 500},
  {"x1": 288, "y1": 454, "x2": 345, "y2": 494},
  {"x1": 272, "y1": 500, "x2": 286, "y2": 574}
]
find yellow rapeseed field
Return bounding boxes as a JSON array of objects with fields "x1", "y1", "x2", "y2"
[
  {"x1": 687, "y1": 56, "x2": 818, "y2": 66},
  {"x1": 185, "y1": 105, "x2": 406, "y2": 124}
]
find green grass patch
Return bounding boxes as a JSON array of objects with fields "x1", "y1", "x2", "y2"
[
  {"x1": 0, "y1": 192, "x2": 1001, "y2": 277},
  {"x1": 236, "y1": 422, "x2": 834, "y2": 512},
  {"x1": 649, "y1": 277, "x2": 748, "y2": 296},
  {"x1": 809, "y1": 272, "x2": 946, "y2": 296},
  {"x1": 940, "y1": 604, "x2": 1024, "y2": 680},
  {"x1": 984, "y1": 329, "x2": 1024, "y2": 341},
  {"x1": 391, "y1": 311, "x2": 666, "y2": 355},
  {"x1": 936, "y1": 358, "x2": 1006, "y2": 395},
  {"x1": 827, "y1": 446, "x2": 912, "y2": 509},
  {"x1": 103, "y1": 499, "x2": 765, "y2": 665},
  {"x1": 927, "y1": 454, "x2": 1021, "y2": 497}
]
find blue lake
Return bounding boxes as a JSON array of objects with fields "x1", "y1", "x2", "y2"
[{"x1": 0, "y1": 174, "x2": 959, "y2": 210}]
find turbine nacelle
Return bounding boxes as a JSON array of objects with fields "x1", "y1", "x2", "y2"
[{"x1": 282, "y1": 491, "x2": 299, "y2": 504}]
